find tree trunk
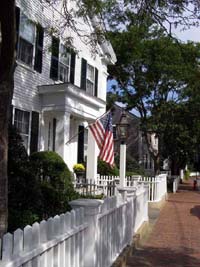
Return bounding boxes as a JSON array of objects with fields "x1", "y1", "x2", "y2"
[
  {"x1": 0, "y1": 82, "x2": 12, "y2": 236},
  {"x1": 171, "y1": 159, "x2": 180, "y2": 176},
  {"x1": 0, "y1": 0, "x2": 16, "y2": 237}
]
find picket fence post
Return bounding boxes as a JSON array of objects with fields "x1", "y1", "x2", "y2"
[{"x1": 69, "y1": 199, "x2": 103, "y2": 267}]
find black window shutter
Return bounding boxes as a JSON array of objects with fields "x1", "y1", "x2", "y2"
[
  {"x1": 77, "y1": 125, "x2": 84, "y2": 163},
  {"x1": 95, "y1": 68, "x2": 98, "y2": 97},
  {"x1": 52, "y1": 118, "x2": 56, "y2": 151},
  {"x1": 69, "y1": 51, "x2": 76, "y2": 84},
  {"x1": 30, "y1": 111, "x2": 39, "y2": 154},
  {"x1": 80, "y1": 58, "x2": 87, "y2": 90},
  {"x1": 50, "y1": 37, "x2": 59, "y2": 80},
  {"x1": 15, "y1": 6, "x2": 20, "y2": 52},
  {"x1": 34, "y1": 25, "x2": 44, "y2": 73}
]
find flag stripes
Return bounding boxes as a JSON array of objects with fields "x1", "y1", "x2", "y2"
[{"x1": 89, "y1": 111, "x2": 114, "y2": 166}]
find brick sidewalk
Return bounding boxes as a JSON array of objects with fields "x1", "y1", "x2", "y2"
[{"x1": 127, "y1": 179, "x2": 200, "y2": 267}]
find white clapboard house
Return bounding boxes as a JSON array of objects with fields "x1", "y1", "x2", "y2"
[{"x1": 12, "y1": 0, "x2": 116, "y2": 179}]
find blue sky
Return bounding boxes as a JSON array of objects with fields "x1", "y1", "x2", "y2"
[{"x1": 173, "y1": 26, "x2": 200, "y2": 43}]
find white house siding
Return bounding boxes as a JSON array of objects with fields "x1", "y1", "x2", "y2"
[
  {"x1": 14, "y1": 0, "x2": 109, "y2": 110},
  {"x1": 13, "y1": 0, "x2": 116, "y2": 174}
]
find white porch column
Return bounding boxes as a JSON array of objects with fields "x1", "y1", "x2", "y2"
[
  {"x1": 56, "y1": 111, "x2": 71, "y2": 165},
  {"x1": 120, "y1": 143, "x2": 126, "y2": 187},
  {"x1": 39, "y1": 111, "x2": 45, "y2": 151},
  {"x1": 86, "y1": 128, "x2": 99, "y2": 181}
]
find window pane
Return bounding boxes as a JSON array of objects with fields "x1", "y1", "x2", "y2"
[
  {"x1": 86, "y1": 79, "x2": 94, "y2": 95},
  {"x1": 60, "y1": 44, "x2": 70, "y2": 66},
  {"x1": 14, "y1": 109, "x2": 30, "y2": 151},
  {"x1": 87, "y1": 64, "x2": 94, "y2": 81},
  {"x1": 21, "y1": 135, "x2": 29, "y2": 150},
  {"x1": 20, "y1": 13, "x2": 35, "y2": 44},
  {"x1": 14, "y1": 109, "x2": 30, "y2": 134},
  {"x1": 59, "y1": 62, "x2": 69, "y2": 82},
  {"x1": 113, "y1": 126, "x2": 117, "y2": 139},
  {"x1": 18, "y1": 38, "x2": 33, "y2": 66}
]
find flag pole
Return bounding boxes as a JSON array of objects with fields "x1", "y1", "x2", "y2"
[{"x1": 65, "y1": 109, "x2": 111, "y2": 145}]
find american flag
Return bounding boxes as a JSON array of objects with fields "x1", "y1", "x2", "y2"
[{"x1": 89, "y1": 111, "x2": 114, "y2": 166}]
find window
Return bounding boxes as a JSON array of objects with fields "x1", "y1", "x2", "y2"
[
  {"x1": 80, "y1": 58, "x2": 98, "y2": 96},
  {"x1": 18, "y1": 13, "x2": 35, "y2": 66},
  {"x1": 14, "y1": 109, "x2": 30, "y2": 150},
  {"x1": 86, "y1": 64, "x2": 95, "y2": 95},
  {"x1": 50, "y1": 39, "x2": 76, "y2": 83},
  {"x1": 113, "y1": 125, "x2": 117, "y2": 139},
  {"x1": 16, "y1": 9, "x2": 44, "y2": 71},
  {"x1": 59, "y1": 44, "x2": 71, "y2": 82}
]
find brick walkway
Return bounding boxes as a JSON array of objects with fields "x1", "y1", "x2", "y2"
[{"x1": 127, "y1": 179, "x2": 200, "y2": 267}]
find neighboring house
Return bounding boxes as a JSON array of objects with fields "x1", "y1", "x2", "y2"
[
  {"x1": 111, "y1": 104, "x2": 157, "y2": 175},
  {"x1": 11, "y1": 0, "x2": 116, "y2": 179}
]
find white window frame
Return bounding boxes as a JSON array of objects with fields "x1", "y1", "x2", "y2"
[
  {"x1": 86, "y1": 63, "x2": 95, "y2": 95},
  {"x1": 17, "y1": 13, "x2": 36, "y2": 67},
  {"x1": 13, "y1": 108, "x2": 32, "y2": 154},
  {"x1": 58, "y1": 44, "x2": 71, "y2": 82}
]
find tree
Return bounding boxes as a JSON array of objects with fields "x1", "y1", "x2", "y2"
[
  {"x1": 156, "y1": 101, "x2": 200, "y2": 174},
  {"x1": 107, "y1": 25, "x2": 200, "y2": 174},
  {"x1": 0, "y1": 0, "x2": 16, "y2": 237}
]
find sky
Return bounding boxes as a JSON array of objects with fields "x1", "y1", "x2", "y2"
[{"x1": 173, "y1": 26, "x2": 200, "y2": 43}]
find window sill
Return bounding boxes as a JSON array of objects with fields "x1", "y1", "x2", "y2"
[{"x1": 16, "y1": 60, "x2": 36, "y2": 74}]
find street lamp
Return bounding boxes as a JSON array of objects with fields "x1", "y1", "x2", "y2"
[{"x1": 117, "y1": 110, "x2": 129, "y2": 187}]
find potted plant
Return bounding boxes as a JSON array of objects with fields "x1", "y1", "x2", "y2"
[{"x1": 73, "y1": 163, "x2": 85, "y2": 183}]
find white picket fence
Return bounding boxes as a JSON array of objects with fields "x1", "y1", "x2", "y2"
[
  {"x1": 0, "y1": 186, "x2": 148, "y2": 267},
  {"x1": 138, "y1": 174, "x2": 167, "y2": 202},
  {"x1": 95, "y1": 173, "x2": 167, "y2": 202}
]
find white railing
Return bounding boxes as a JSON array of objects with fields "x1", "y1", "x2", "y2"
[
  {"x1": 75, "y1": 178, "x2": 116, "y2": 196},
  {"x1": 96, "y1": 174, "x2": 141, "y2": 187},
  {"x1": 0, "y1": 186, "x2": 148, "y2": 267},
  {"x1": 137, "y1": 174, "x2": 167, "y2": 202},
  {"x1": 94, "y1": 174, "x2": 167, "y2": 202}
]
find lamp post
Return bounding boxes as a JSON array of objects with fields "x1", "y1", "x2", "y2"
[{"x1": 117, "y1": 110, "x2": 129, "y2": 187}]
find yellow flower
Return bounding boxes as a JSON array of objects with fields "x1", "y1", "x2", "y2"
[{"x1": 73, "y1": 163, "x2": 85, "y2": 172}]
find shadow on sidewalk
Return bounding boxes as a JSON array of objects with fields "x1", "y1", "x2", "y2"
[
  {"x1": 190, "y1": 205, "x2": 200, "y2": 220},
  {"x1": 127, "y1": 246, "x2": 200, "y2": 267}
]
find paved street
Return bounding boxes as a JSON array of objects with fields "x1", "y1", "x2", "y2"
[{"x1": 127, "y1": 179, "x2": 200, "y2": 267}]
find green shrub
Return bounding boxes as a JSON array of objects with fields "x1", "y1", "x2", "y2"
[
  {"x1": 30, "y1": 151, "x2": 78, "y2": 217},
  {"x1": 79, "y1": 194, "x2": 105, "y2": 199},
  {"x1": 184, "y1": 169, "x2": 190, "y2": 180},
  {"x1": 8, "y1": 126, "x2": 42, "y2": 232},
  {"x1": 97, "y1": 159, "x2": 119, "y2": 176}
]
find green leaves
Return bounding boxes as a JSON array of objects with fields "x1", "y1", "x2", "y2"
[{"x1": 108, "y1": 20, "x2": 200, "y2": 172}]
